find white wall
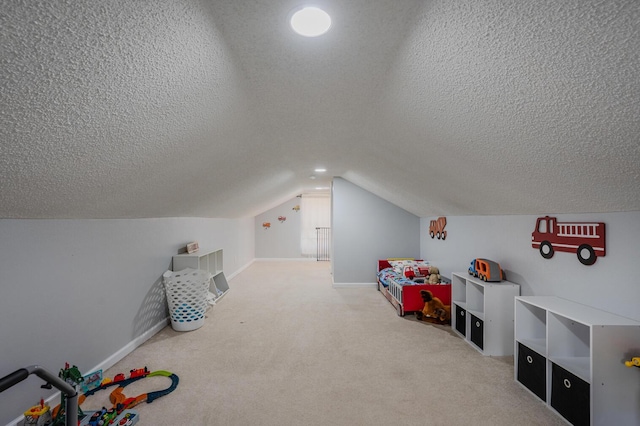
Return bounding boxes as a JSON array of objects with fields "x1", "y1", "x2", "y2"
[
  {"x1": 332, "y1": 178, "x2": 420, "y2": 285},
  {"x1": 421, "y1": 212, "x2": 640, "y2": 321},
  {"x1": 254, "y1": 197, "x2": 304, "y2": 258},
  {"x1": 0, "y1": 217, "x2": 254, "y2": 425},
  {"x1": 4, "y1": 201, "x2": 636, "y2": 423}
]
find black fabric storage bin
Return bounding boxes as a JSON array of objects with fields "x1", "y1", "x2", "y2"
[
  {"x1": 470, "y1": 313, "x2": 484, "y2": 350},
  {"x1": 517, "y1": 342, "x2": 546, "y2": 402},
  {"x1": 455, "y1": 305, "x2": 466, "y2": 336},
  {"x1": 551, "y1": 363, "x2": 590, "y2": 426}
]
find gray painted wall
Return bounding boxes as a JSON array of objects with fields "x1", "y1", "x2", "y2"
[
  {"x1": 254, "y1": 197, "x2": 304, "y2": 258},
  {"x1": 332, "y1": 178, "x2": 420, "y2": 284},
  {"x1": 420, "y1": 212, "x2": 640, "y2": 322},
  {"x1": 0, "y1": 217, "x2": 254, "y2": 425},
  {"x1": 2, "y1": 194, "x2": 636, "y2": 424}
]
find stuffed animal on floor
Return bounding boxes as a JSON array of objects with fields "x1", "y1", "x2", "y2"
[
  {"x1": 415, "y1": 290, "x2": 451, "y2": 324},
  {"x1": 427, "y1": 266, "x2": 441, "y2": 284}
]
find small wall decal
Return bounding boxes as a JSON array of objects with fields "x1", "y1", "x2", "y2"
[
  {"x1": 429, "y1": 217, "x2": 447, "y2": 240},
  {"x1": 531, "y1": 216, "x2": 606, "y2": 265},
  {"x1": 262, "y1": 222, "x2": 271, "y2": 229},
  {"x1": 278, "y1": 216, "x2": 286, "y2": 223},
  {"x1": 292, "y1": 205, "x2": 300, "y2": 212}
]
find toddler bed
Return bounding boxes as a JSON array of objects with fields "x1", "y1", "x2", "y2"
[{"x1": 377, "y1": 259, "x2": 451, "y2": 317}]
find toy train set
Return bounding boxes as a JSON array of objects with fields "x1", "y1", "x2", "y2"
[{"x1": 0, "y1": 363, "x2": 178, "y2": 426}]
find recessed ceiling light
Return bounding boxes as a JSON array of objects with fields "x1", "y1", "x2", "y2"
[
  {"x1": 290, "y1": 6, "x2": 332, "y2": 37},
  {"x1": 314, "y1": 168, "x2": 327, "y2": 173}
]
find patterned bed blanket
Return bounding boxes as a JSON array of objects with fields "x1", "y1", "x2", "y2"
[{"x1": 377, "y1": 267, "x2": 420, "y2": 287}]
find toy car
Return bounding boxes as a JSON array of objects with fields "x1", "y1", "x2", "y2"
[{"x1": 468, "y1": 258, "x2": 505, "y2": 282}]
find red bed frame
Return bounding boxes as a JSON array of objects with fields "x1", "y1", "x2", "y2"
[{"x1": 377, "y1": 259, "x2": 451, "y2": 317}]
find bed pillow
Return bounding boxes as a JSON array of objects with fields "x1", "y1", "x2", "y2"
[{"x1": 388, "y1": 259, "x2": 430, "y2": 275}]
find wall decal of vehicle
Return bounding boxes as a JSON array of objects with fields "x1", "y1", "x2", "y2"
[
  {"x1": 531, "y1": 216, "x2": 605, "y2": 265},
  {"x1": 429, "y1": 217, "x2": 447, "y2": 240}
]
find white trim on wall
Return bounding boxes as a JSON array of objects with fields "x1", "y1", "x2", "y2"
[{"x1": 332, "y1": 282, "x2": 377, "y2": 288}]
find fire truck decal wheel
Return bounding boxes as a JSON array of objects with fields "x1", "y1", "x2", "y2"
[
  {"x1": 577, "y1": 244, "x2": 597, "y2": 265},
  {"x1": 430, "y1": 231, "x2": 434, "y2": 239},
  {"x1": 441, "y1": 231, "x2": 446, "y2": 240},
  {"x1": 539, "y1": 241, "x2": 554, "y2": 259}
]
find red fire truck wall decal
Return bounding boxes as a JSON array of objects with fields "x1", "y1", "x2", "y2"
[
  {"x1": 278, "y1": 216, "x2": 286, "y2": 223},
  {"x1": 531, "y1": 216, "x2": 605, "y2": 265}
]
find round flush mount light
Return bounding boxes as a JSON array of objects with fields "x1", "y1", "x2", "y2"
[{"x1": 290, "y1": 6, "x2": 332, "y2": 37}]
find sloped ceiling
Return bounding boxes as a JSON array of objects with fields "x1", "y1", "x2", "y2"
[{"x1": 1, "y1": 0, "x2": 638, "y2": 219}]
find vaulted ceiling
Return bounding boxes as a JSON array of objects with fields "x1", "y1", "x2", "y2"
[{"x1": 1, "y1": 0, "x2": 638, "y2": 219}]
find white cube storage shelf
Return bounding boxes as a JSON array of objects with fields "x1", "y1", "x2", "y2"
[
  {"x1": 451, "y1": 272, "x2": 520, "y2": 356},
  {"x1": 515, "y1": 296, "x2": 640, "y2": 426},
  {"x1": 172, "y1": 248, "x2": 229, "y2": 298}
]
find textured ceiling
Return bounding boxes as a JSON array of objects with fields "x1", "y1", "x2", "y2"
[{"x1": 1, "y1": 0, "x2": 639, "y2": 219}]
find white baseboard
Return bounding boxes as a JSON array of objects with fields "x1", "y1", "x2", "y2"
[
  {"x1": 227, "y1": 258, "x2": 320, "y2": 281},
  {"x1": 332, "y1": 282, "x2": 377, "y2": 288},
  {"x1": 6, "y1": 317, "x2": 169, "y2": 426},
  {"x1": 254, "y1": 257, "x2": 318, "y2": 262},
  {"x1": 226, "y1": 259, "x2": 255, "y2": 280},
  {"x1": 86, "y1": 317, "x2": 169, "y2": 374}
]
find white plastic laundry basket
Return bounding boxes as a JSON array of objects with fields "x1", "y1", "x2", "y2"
[{"x1": 163, "y1": 268, "x2": 210, "y2": 331}]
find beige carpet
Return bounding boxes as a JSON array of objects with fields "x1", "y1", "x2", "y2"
[{"x1": 85, "y1": 261, "x2": 564, "y2": 425}]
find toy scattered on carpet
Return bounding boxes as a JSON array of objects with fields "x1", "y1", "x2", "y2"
[
  {"x1": 79, "y1": 408, "x2": 138, "y2": 426},
  {"x1": 22, "y1": 363, "x2": 178, "y2": 426},
  {"x1": 23, "y1": 399, "x2": 52, "y2": 426},
  {"x1": 415, "y1": 290, "x2": 451, "y2": 324},
  {"x1": 45, "y1": 363, "x2": 85, "y2": 425}
]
